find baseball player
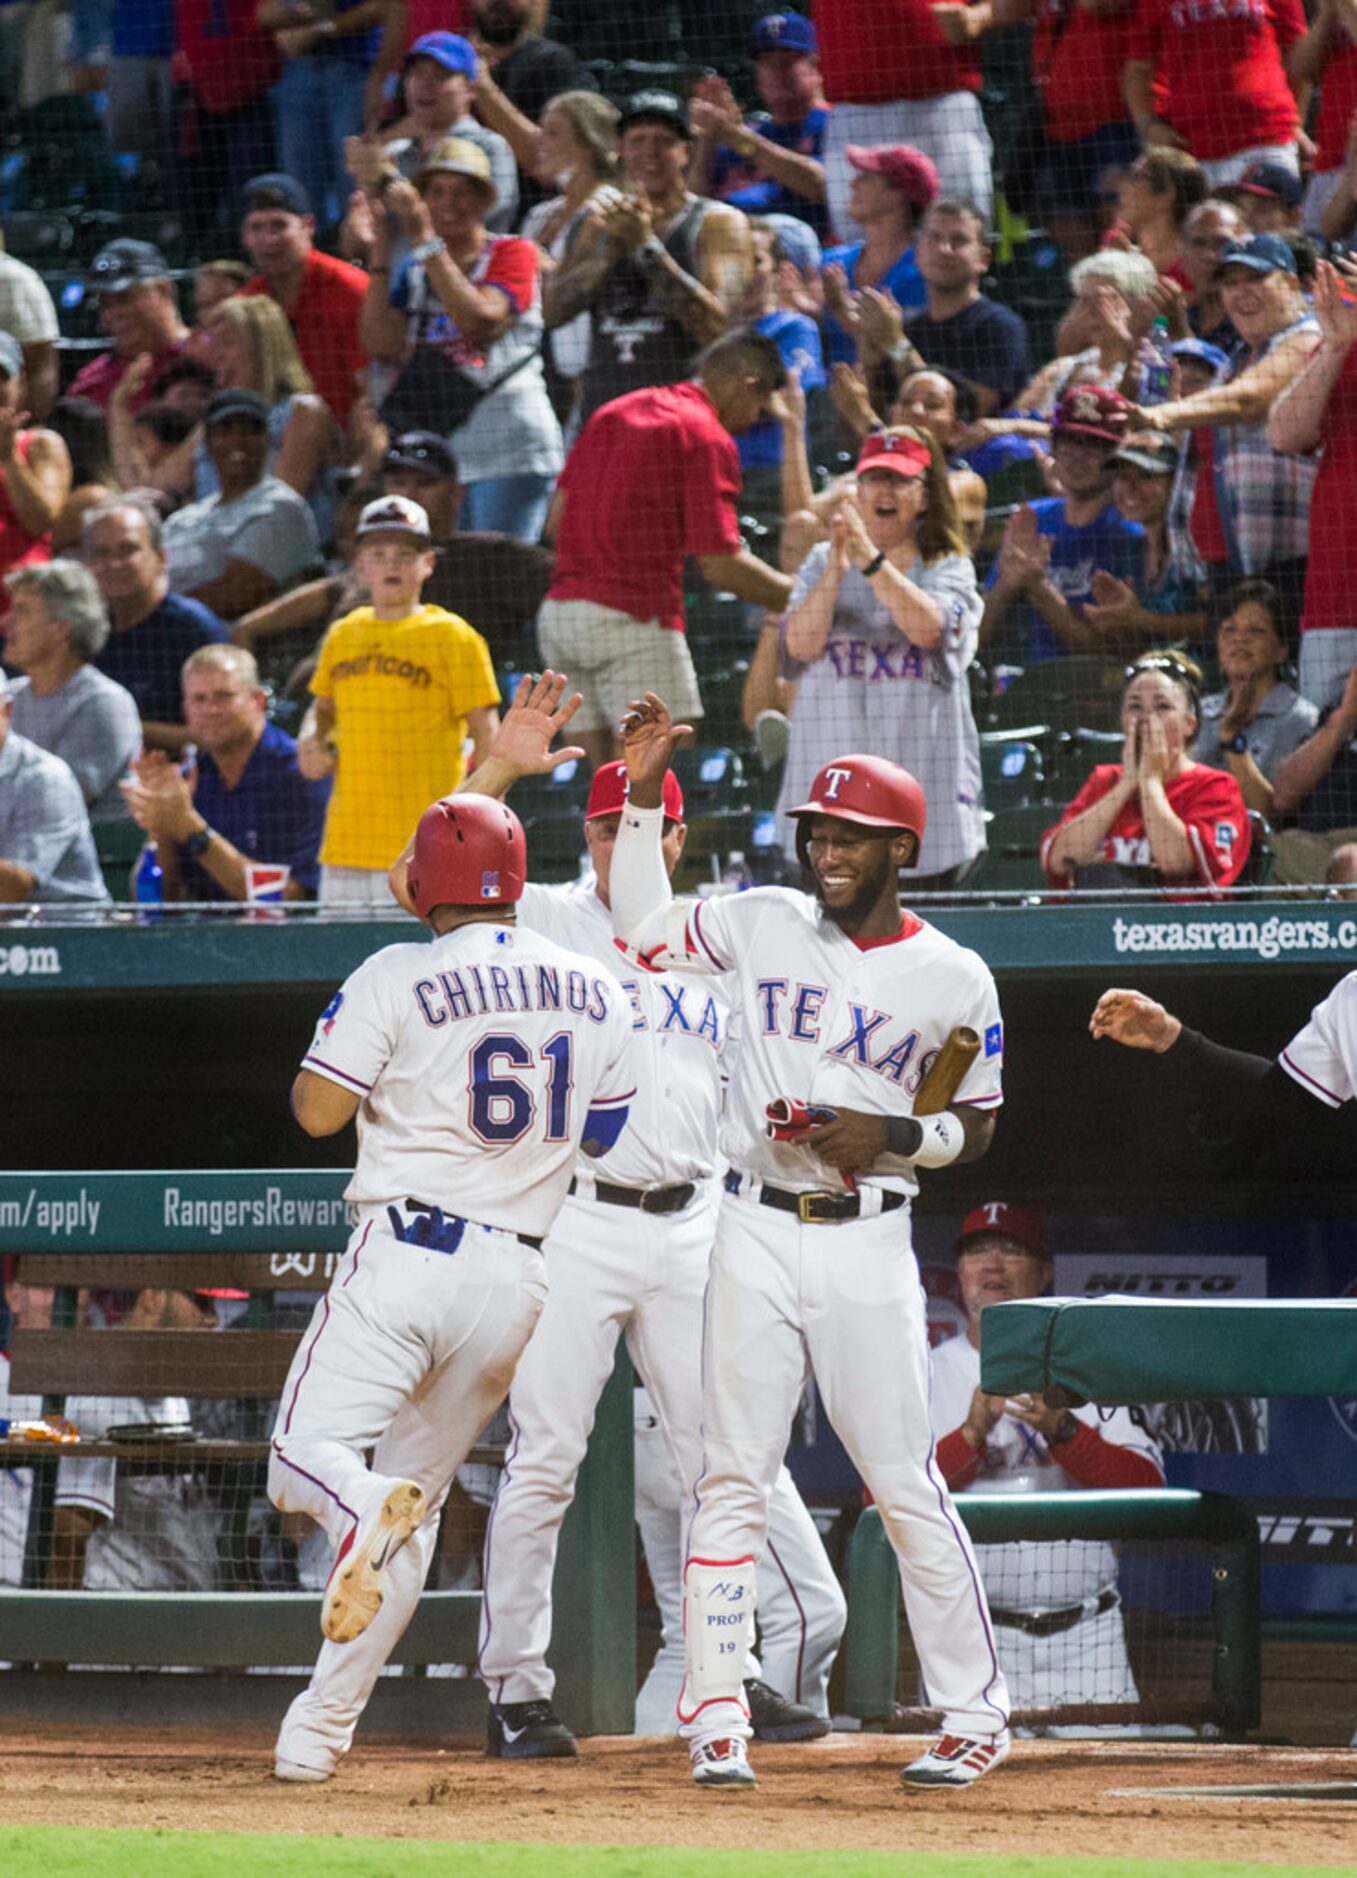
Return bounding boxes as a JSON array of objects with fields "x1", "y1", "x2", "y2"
[
  {"x1": 268, "y1": 792, "x2": 635, "y2": 1783},
  {"x1": 633, "y1": 1385, "x2": 846, "y2": 1736},
  {"x1": 930, "y1": 1202, "x2": 1164, "y2": 1727},
  {"x1": 609, "y1": 693, "x2": 1012, "y2": 1791},
  {"x1": 388, "y1": 675, "x2": 843, "y2": 1754}
]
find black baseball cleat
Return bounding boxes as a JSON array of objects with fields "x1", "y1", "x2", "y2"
[
  {"x1": 744, "y1": 1677, "x2": 832, "y2": 1743},
  {"x1": 486, "y1": 1700, "x2": 579, "y2": 1759}
]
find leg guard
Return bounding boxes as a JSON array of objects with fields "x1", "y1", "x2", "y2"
[{"x1": 678, "y1": 1555, "x2": 756, "y2": 1727}]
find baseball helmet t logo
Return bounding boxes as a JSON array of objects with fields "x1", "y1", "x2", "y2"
[{"x1": 822, "y1": 765, "x2": 853, "y2": 801}]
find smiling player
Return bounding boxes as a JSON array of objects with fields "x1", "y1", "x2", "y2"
[{"x1": 608, "y1": 695, "x2": 1011, "y2": 1792}]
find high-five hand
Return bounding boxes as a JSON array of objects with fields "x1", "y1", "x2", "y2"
[
  {"x1": 619, "y1": 693, "x2": 694, "y2": 809},
  {"x1": 486, "y1": 671, "x2": 586, "y2": 780}
]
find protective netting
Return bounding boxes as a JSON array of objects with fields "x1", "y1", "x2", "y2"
[{"x1": 1, "y1": 0, "x2": 1354, "y2": 912}]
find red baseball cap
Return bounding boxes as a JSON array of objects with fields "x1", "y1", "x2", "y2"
[
  {"x1": 954, "y1": 1201, "x2": 1048, "y2": 1260},
  {"x1": 856, "y1": 431, "x2": 932, "y2": 479},
  {"x1": 845, "y1": 143, "x2": 939, "y2": 211},
  {"x1": 585, "y1": 760, "x2": 684, "y2": 822},
  {"x1": 1052, "y1": 384, "x2": 1132, "y2": 446}
]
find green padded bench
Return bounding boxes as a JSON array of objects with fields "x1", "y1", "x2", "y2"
[{"x1": 981, "y1": 1297, "x2": 1357, "y2": 1404}]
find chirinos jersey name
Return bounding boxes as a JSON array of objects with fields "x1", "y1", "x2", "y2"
[{"x1": 414, "y1": 957, "x2": 614, "y2": 1030}]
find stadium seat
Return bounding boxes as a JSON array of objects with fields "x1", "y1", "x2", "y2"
[
  {"x1": 986, "y1": 657, "x2": 1127, "y2": 734},
  {"x1": 979, "y1": 733, "x2": 1047, "y2": 810},
  {"x1": 95, "y1": 820, "x2": 146, "y2": 902},
  {"x1": 961, "y1": 804, "x2": 1053, "y2": 894},
  {"x1": 1240, "y1": 810, "x2": 1274, "y2": 888},
  {"x1": 513, "y1": 756, "x2": 592, "y2": 883},
  {"x1": 44, "y1": 270, "x2": 105, "y2": 342},
  {"x1": 672, "y1": 743, "x2": 747, "y2": 814},
  {"x1": 2, "y1": 211, "x2": 76, "y2": 267}
]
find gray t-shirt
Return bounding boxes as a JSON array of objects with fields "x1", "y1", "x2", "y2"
[
  {"x1": 388, "y1": 117, "x2": 519, "y2": 232},
  {"x1": 162, "y1": 475, "x2": 321, "y2": 599},
  {"x1": 1196, "y1": 681, "x2": 1319, "y2": 781},
  {"x1": 776, "y1": 545, "x2": 985, "y2": 876},
  {"x1": 0, "y1": 730, "x2": 110, "y2": 904},
  {"x1": 9, "y1": 666, "x2": 141, "y2": 822}
]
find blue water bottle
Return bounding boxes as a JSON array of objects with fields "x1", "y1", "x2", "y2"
[{"x1": 134, "y1": 841, "x2": 164, "y2": 921}]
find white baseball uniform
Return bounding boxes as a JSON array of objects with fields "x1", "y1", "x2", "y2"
[
  {"x1": 610, "y1": 804, "x2": 1012, "y2": 1746},
  {"x1": 269, "y1": 920, "x2": 634, "y2": 1772},
  {"x1": 478, "y1": 877, "x2": 844, "y2": 1715},
  {"x1": 929, "y1": 1332, "x2": 1163, "y2": 1716},
  {"x1": 1279, "y1": 970, "x2": 1357, "y2": 1108},
  {"x1": 633, "y1": 1386, "x2": 847, "y2": 1732}
]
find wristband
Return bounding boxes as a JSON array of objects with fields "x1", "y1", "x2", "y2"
[
  {"x1": 635, "y1": 237, "x2": 666, "y2": 271},
  {"x1": 1049, "y1": 1410, "x2": 1080, "y2": 1447},
  {"x1": 1227, "y1": 733, "x2": 1248, "y2": 755},
  {"x1": 882, "y1": 1114, "x2": 923, "y2": 1157},
  {"x1": 862, "y1": 550, "x2": 887, "y2": 578},
  {"x1": 411, "y1": 236, "x2": 447, "y2": 264},
  {"x1": 181, "y1": 826, "x2": 212, "y2": 860},
  {"x1": 908, "y1": 1111, "x2": 965, "y2": 1169}
]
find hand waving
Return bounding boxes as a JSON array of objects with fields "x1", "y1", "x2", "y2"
[
  {"x1": 487, "y1": 671, "x2": 586, "y2": 779},
  {"x1": 619, "y1": 692, "x2": 694, "y2": 808}
]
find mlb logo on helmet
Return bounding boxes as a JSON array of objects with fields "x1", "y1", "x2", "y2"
[{"x1": 481, "y1": 869, "x2": 501, "y2": 899}]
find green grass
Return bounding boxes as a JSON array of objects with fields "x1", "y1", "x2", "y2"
[{"x1": 6, "y1": 1833, "x2": 1354, "y2": 1878}]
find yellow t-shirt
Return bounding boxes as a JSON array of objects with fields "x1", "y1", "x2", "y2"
[{"x1": 311, "y1": 603, "x2": 500, "y2": 870}]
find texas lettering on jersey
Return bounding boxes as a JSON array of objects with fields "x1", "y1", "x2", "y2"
[
  {"x1": 756, "y1": 981, "x2": 942, "y2": 1092},
  {"x1": 618, "y1": 975, "x2": 722, "y2": 1048}
]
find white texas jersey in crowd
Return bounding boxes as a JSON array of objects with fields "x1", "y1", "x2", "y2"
[
  {"x1": 302, "y1": 921, "x2": 635, "y2": 1239},
  {"x1": 635, "y1": 883, "x2": 1003, "y2": 1196},
  {"x1": 1279, "y1": 970, "x2": 1357, "y2": 1107},
  {"x1": 929, "y1": 1333, "x2": 1163, "y2": 1613},
  {"x1": 775, "y1": 545, "x2": 985, "y2": 877},
  {"x1": 517, "y1": 878, "x2": 726, "y2": 1188}
]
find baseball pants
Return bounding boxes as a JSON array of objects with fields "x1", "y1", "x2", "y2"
[
  {"x1": 478, "y1": 1185, "x2": 716, "y2": 1705},
  {"x1": 269, "y1": 1214, "x2": 547, "y2": 1766},
  {"x1": 635, "y1": 1405, "x2": 847, "y2": 1732},
  {"x1": 684, "y1": 1187, "x2": 1010, "y2": 1742}
]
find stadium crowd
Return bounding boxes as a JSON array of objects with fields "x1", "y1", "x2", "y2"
[{"x1": 3, "y1": 0, "x2": 1357, "y2": 908}]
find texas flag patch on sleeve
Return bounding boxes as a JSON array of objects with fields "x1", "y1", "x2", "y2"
[{"x1": 985, "y1": 1023, "x2": 1003, "y2": 1058}]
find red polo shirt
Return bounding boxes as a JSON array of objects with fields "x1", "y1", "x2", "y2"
[
  {"x1": 244, "y1": 249, "x2": 370, "y2": 426},
  {"x1": 815, "y1": 0, "x2": 981, "y2": 101},
  {"x1": 1127, "y1": 0, "x2": 1305, "y2": 161},
  {"x1": 548, "y1": 382, "x2": 743, "y2": 633},
  {"x1": 68, "y1": 339, "x2": 185, "y2": 411}
]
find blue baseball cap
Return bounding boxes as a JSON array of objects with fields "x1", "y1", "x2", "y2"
[
  {"x1": 751, "y1": 10, "x2": 817, "y2": 55},
  {"x1": 1171, "y1": 336, "x2": 1230, "y2": 375},
  {"x1": 405, "y1": 31, "x2": 478, "y2": 79},
  {"x1": 1226, "y1": 161, "x2": 1302, "y2": 209},
  {"x1": 759, "y1": 211, "x2": 822, "y2": 276},
  {"x1": 1216, "y1": 232, "x2": 1297, "y2": 278}
]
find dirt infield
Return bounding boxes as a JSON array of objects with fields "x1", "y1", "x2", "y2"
[{"x1": 0, "y1": 1728, "x2": 1354, "y2": 1864}]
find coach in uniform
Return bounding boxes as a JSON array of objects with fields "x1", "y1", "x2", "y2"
[
  {"x1": 610, "y1": 698, "x2": 1011, "y2": 1791},
  {"x1": 930, "y1": 1201, "x2": 1164, "y2": 1728}
]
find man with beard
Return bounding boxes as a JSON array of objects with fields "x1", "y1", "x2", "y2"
[
  {"x1": 469, "y1": 0, "x2": 584, "y2": 211},
  {"x1": 609, "y1": 706, "x2": 1011, "y2": 1793}
]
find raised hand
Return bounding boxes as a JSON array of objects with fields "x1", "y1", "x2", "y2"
[
  {"x1": 384, "y1": 176, "x2": 432, "y2": 244},
  {"x1": 995, "y1": 505, "x2": 1051, "y2": 592},
  {"x1": 1313, "y1": 258, "x2": 1357, "y2": 350},
  {"x1": 855, "y1": 286, "x2": 905, "y2": 359},
  {"x1": 486, "y1": 671, "x2": 586, "y2": 778},
  {"x1": 829, "y1": 361, "x2": 877, "y2": 436},
  {"x1": 822, "y1": 263, "x2": 859, "y2": 335},
  {"x1": 619, "y1": 692, "x2": 694, "y2": 808},
  {"x1": 598, "y1": 190, "x2": 653, "y2": 254},
  {"x1": 1088, "y1": 986, "x2": 1183, "y2": 1052}
]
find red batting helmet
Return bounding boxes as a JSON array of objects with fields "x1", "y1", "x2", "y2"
[
  {"x1": 788, "y1": 754, "x2": 927, "y2": 871},
  {"x1": 406, "y1": 793, "x2": 527, "y2": 917}
]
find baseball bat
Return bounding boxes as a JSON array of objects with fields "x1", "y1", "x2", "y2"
[{"x1": 913, "y1": 1026, "x2": 981, "y2": 1115}]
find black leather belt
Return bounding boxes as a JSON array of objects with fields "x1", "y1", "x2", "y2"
[
  {"x1": 989, "y1": 1589, "x2": 1119, "y2": 1637},
  {"x1": 569, "y1": 1176, "x2": 696, "y2": 1215},
  {"x1": 724, "y1": 1169, "x2": 907, "y2": 1224},
  {"x1": 388, "y1": 1198, "x2": 543, "y2": 1254}
]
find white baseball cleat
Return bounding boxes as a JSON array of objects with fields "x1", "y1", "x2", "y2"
[
  {"x1": 689, "y1": 1734, "x2": 757, "y2": 1788},
  {"x1": 321, "y1": 1479, "x2": 427, "y2": 1644},
  {"x1": 899, "y1": 1729, "x2": 1011, "y2": 1789},
  {"x1": 274, "y1": 1755, "x2": 333, "y2": 1784}
]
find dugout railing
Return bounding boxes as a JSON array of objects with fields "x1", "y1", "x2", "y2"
[
  {"x1": 842, "y1": 1490, "x2": 1262, "y2": 1737},
  {"x1": 0, "y1": 1170, "x2": 635, "y2": 1736}
]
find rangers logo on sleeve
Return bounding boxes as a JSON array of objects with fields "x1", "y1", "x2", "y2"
[
  {"x1": 985, "y1": 1023, "x2": 1003, "y2": 1058},
  {"x1": 320, "y1": 991, "x2": 344, "y2": 1035}
]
